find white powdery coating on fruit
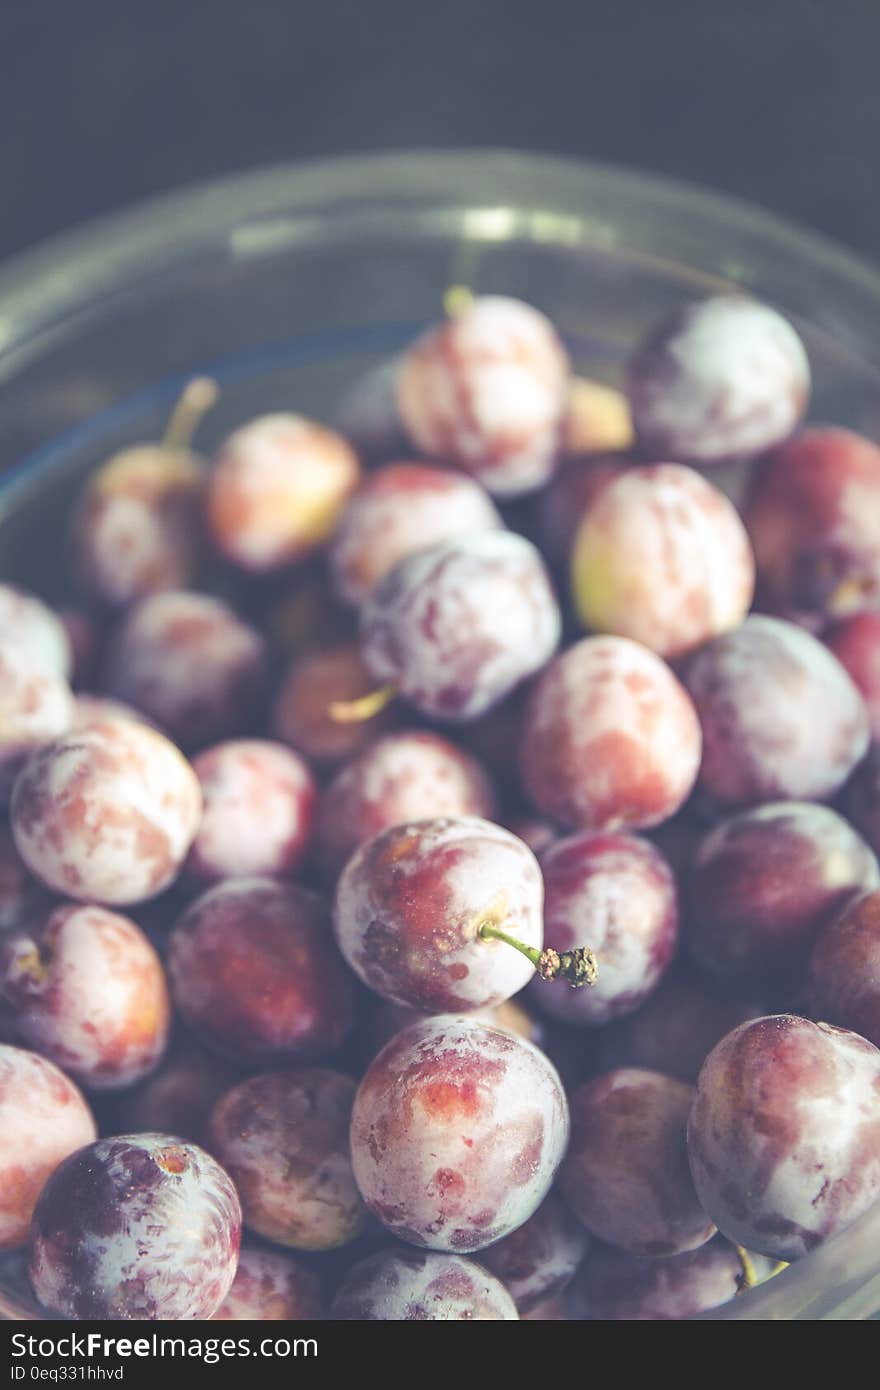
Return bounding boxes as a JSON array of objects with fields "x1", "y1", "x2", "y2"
[
  {"x1": 0, "y1": 587, "x2": 72, "y2": 679},
  {"x1": 102, "y1": 591, "x2": 266, "y2": 745},
  {"x1": 29, "y1": 1134, "x2": 241, "y2": 1320},
  {"x1": 334, "y1": 816, "x2": 542, "y2": 1011},
  {"x1": 573, "y1": 464, "x2": 755, "y2": 658},
  {"x1": 208, "y1": 414, "x2": 359, "y2": 570},
  {"x1": 521, "y1": 636, "x2": 702, "y2": 830},
  {"x1": 5, "y1": 905, "x2": 169, "y2": 1090},
  {"x1": 0, "y1": 646, "x2": 74, "y2": 802},
  {"x1": 479, "y1": 1192, "x2": 589, "y2": 1312},
  {"x1": 315, "y1": 731, "x2": 495, "y2": 879},
  {"x1": 213, "y1": 1246, "x2": 321, "y2": 1320},
  {"x1": 210, "y1": 1071, "x2": 365, "y2": 1250},
  {"x1": 580, "y1": 1238, "x2": 744, "y2": 1320},
  {"x1": 329, "y1": 462, "x2": 502, "y2": 606},
  {"x1": 630, "y1": 297, "x2": 809, "y2": 463},
  {"x1": 397, "y1": 296, "x2": 570, "y2": 498},
  {"x1": 332, "y1": 1249, "x2": 519, "y2": 1320},
  {"x1": 350, "y1": 1015, "x2": 569, "y2": 1253},
  {"x1": 361, "y1": 531, "x2": 561, "y2": 721},
  {"x1": 189, "y1": 740, "x2": 315, "y2": 882},
  {"x1": 688, "y1": 1017, "x2": 880, "y2": 1261},
  {"x1": 0, "y1": 1046, "x2": 96, "y2": 1248},
  {"x1": 11, "y1": 720, "x2": 202, "y2": 905},
  {"x1": 528, "y1": 832, "x2": 678, "y2": 1026},
  {"x1": 684, "y1": 615, "x2": 870, "y2": 807}
]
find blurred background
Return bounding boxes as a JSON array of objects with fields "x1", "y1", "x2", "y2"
[{"x1": 1, "y1": 0, "x2": 878, "y2": 265}]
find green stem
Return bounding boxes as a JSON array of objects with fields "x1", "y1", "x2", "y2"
[{"x1": 477, "y1": 922, "x2": 598, "y2": 988}]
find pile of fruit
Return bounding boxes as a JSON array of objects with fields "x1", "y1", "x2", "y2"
[{"x1": 1, "y1": 287, "x2": 880, "y2": 1321}]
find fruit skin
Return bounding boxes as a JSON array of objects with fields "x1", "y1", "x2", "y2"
[
  {"x1": 0, "y1": 586, "x2": 72, "y2": 677},
  {"x1": 0, "y1": 646, "x2": 73, "y2": 804},
  {"x1": 208, "y1": 1069, "x2": 367, "y2": 1251},
  {"x1": 11, "y1": 718, "x2": 202, "y2": 906},
  {"x1": 102, "y1": 590, "x2": 268, "y2": 750},
  {"x1": 207, "y1": 413, "x2": 360, "y2": 572},
  {"x1": 329, "y1": 461, "x2": 502, "y2": 607},
  {"x1": 578, "y1": 1237, "x2": 748, "y2": 1321},
  {"x1": 682, "y1": 614, "x2": 869, "y2": 810},
  {"x1": 0, "y1": 1045, "x2": 96, "y2": 1249},
  {"x1": 520, "y1": 635, "x2": 701, "y2": 832},
  {"x1": 824, "y1": 611, "x2": 880, "y2": 738},
  {"x1": 687, "y1": 1015, "x2": 880, "y2": 1260},
  {"x1": 349, "y1": 1015, "x2": 569, "y2": 1253},
  {"x1": 167, "y1": 877, "x2": 357, "y2": 1064},
  {"x1": 213, "y1": 1245, "x2": 324, "y2": 1321},
  {"x1": 70, "y1": 445, "x2": 206, "y2": 608},
  {"x1": 559, "y1": 1068, "x2": 715, "y2": 1257},
  {"x1": 571, "y1": 463, "x2": 755, "y2": 659},
  {"x1": 360, "y1": 532, "x2": 561, "y2": 722},
  {"x1": 628, "y1": 295, "x2": 809, "y2": 465},
  {"x1": 28, "y1": 1133, "x2": 242, "y2": 1320},
  {"x1": 745, "y1": 427, "x2": 880, "y2": 623},
  {"x1": 396, "y1": 294, "x2": 570, "y2": 498},
  {"x1": 0, "y1": 903, "x2": 171, "y2": 1092},
  {"x1": 528, "y1": 832, "x2": 678, "y2": 1027},
  {"x1": 334, "y1": 816, "x2": 542, "y2": 1014},
  {"x1": 686, "y1": 802, "x2": 879, "y2": 991},
  {"x1": 808, "y1": 890, "x2": 880, "y2": 1048},
  {"x1": 538, "y1": 454, "x2": 626, "y2": 571},
  {"x1": 331, "y1": 1249, "x2": 519, "y2": 1320},
  {"x1": 479, "y1": 1192, "x2": 589, "y2": 1313},
  {"x1": 187, "y1": 739, "x2": 316, "y2": 884},
  {"x1": 273, "y1": 641, "x2": 396, "y2": 768},
  {"x1": 314, "y1": 731, "x2": 495, "y2": 883}
]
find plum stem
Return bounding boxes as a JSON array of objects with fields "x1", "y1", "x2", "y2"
[
  {"x1": 477, "y1": 922, "x2": 598, "y2": 988},
  {"x1": 735, "y1": 1246, "x2": 757, "y2": 1291},
  {"x1": 443, "y1": 285, "x2": 475, "y2": 318},
  {"x1": 329, "y1": 684, "x2": 397, "y2": 724},
  {"x1": 162, "y1": 377, "x2": 219, "y2": 454}
]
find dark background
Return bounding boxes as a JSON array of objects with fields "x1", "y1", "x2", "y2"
[{"x1": 1, "y1": 0, "x2": 878, "y2": 265}]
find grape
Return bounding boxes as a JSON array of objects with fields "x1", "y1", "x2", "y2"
[
  {"x1": 559, "y1": 1067, "x2": 714, "y2": 1256},
  {"x1": 329, "y1": 461, "x2": 501, "y2": 606},
  {"x1": 315, "y1": 731, "x2": 495, "y2": 882},
  {"x1": 334, "y1": 817, "x2": 543, "y2": 1013},
  {"x1": 520, "y1": 636, "x2": 701, "y2": 831},
  {"x1": 396, "y1": 294, "x2": 570, "y2": 498},
  {"x1": 208, "y1": 1069, "x2": 367, "y2": 1250},
  {"x1": 808, "y1": 890, "x2": 880, "y2": 1047},
  {"x1": 841, "y1": 743, "x2": 880, "y2": 854},
  {"x1": 273, "y1": 640, "x2": 396, "y2": 767},
  {"x1": 28, "y1": 1133, "x2": 241, "y2": 1319},
  {"x1": 0, "y1": 585, "x2": 72, "y2": 677},
  {"x1": 628, "y1": 295, "x2": 809, "y2": 465},
  {"x1": 118, "y1": 1042, "x2": 239, "y2": 1145},
  {"x1": 349, "y1": 1015, "x2": 569, "y2": 1252},
  {"x1": 745, "y1": 427, "x2": 880, "y2": 622},
  {"x1": 686, "y1": 802, "x2": 878, "y2": 990},
  {"x1": 213, "y1": 1245, "x2": 324, "y2": 1320},
  {"x1": 528, "y1": 832, "x2": 678, "y2": 1026},
  {"x1": 825, "y1": 612, "x2": 880, "y2": 738},
  {"x1": 687, "y1": 1014, "x2": 880, "y2": 1259},
  {"x1": 12, "y1": 718, "x2": 202, "y2": 905},
  {"x1": 0, "y1": 1045, "x2": 96, "y2": 1249},
  {"x1": 361, "y1": 995, "x2": 544, "y2": 1060},
  {"x1": 360, "y1": 532, "x2": 561, "y2": 722},
  {"x1": 207, "y1": 414, "x2": 360, "y2": 572},
  {"x1": 331, "y1": 1248, "x2": 518, "y2": 1320},
  {"x1": 168, "y1": 877, "x2": 357, "y2": 1063},
  {"x1": 682, "y1": 615, "x2": 869, "y2": 809},
  {"x1": 571, "y1": 464, "x2": 755, "y2": 658},
  {"x1": 0, "y1": 903, "x2": 170, "y2": 1090},
  {"x1": 479, "y1": 1192, "x2": 589, "y2": 1313},
  {"x1": 187, "y1": 739, "x2": 316, "y2": 884},
  {"x1": 0, "y1": 827, "x2": 53, "y2": 935},
  {"x1": 578, "y1": 1237, "x2": 747, "y2": 1320},
  {"x1": 102, "y1": 591, "x2": 268, "y2": 749}
]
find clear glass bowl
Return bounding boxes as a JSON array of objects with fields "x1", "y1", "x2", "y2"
[{"x1": 1, "y1": 148, "x2": 879, "y2": 1320}]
